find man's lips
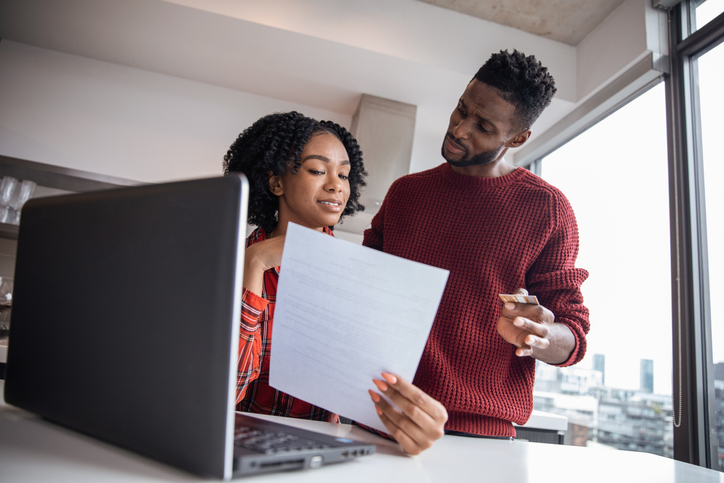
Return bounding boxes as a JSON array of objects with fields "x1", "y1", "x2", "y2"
[{"x1": 444, "y1": 136, "x2": 466, "y2": 155}]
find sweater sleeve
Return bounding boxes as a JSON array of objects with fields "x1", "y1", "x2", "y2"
[
  {"x1": 526, "y1": 191, "x2": 590, "y2": 367},
  {"x1": 363, "y1": 180, "x2": 393, "y2": 251},
  {"x1": 363, "y1": 210, "x2": 384, "y2": 251},
  {"x1": 235, "y1": 287, "x2": 268, "y2": 403}
]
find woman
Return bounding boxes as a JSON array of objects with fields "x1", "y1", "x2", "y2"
[{"x1": 223, "y1": 111, "x2": 447, "y2": 455}]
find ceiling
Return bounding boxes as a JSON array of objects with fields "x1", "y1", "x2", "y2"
[
  {"x1": 0, "y1": 0, "x2": 659, "y2": 187},
  {"x1": 417, "y1": 0, "x2": 627, "y2": 45}
]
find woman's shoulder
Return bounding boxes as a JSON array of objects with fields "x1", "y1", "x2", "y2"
[{"x1": 245, "y1": 226, "x2": 269, "y2": 247}]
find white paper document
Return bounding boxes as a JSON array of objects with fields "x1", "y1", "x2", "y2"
[{"x1": 269, "y1": 223, "x2": 449, "y2": 433}]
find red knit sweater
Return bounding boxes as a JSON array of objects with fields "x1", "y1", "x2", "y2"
[{"x1": 363, "y1": 164, "x2": 589, "y2": 437}]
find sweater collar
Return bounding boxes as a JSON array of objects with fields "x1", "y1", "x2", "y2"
[{"x1": 439, "y1": 162, "x2": 527, "y2": 189}]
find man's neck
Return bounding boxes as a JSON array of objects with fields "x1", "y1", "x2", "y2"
[{"x1": 448, "y1": 160, "x2": 518, "y2": 178}]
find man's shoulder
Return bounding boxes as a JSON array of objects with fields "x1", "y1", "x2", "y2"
[
  {"x1": 514, "y1": 169, "x2": 570, "y2": 204},
  {"x1": 391, "y1": 164, "x2": 445, "y2": 189}
]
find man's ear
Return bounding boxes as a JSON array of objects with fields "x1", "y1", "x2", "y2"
[
  {"x1": 506, "y1": 130, "x2": 531, "y2": 148},
  {"x1": 268, "y1": 172, "x2": 284, "y2": 196}
]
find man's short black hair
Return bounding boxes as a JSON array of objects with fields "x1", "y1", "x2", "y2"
[
  {"x1": 223, "y1": 111, "x2": 366, "y2": 233},
  {"x1": 473, "y1": 49, "x2": 556, "y2": 130}
]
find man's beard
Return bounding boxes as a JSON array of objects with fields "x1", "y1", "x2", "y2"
[{"x1": 441, "y1": 135, "x2": 500, "y2": 167}]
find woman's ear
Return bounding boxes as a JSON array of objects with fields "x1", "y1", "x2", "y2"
[{"x1": 268, "y1": 172, "x2": 284, "y2": 196}]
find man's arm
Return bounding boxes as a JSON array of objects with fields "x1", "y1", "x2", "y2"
[
  {"x1": 498, "y1": 190, "x2": 589, "y2": 366},
  {"x1": 496, "y1": 289, "x2": 576, "y2": 364}
]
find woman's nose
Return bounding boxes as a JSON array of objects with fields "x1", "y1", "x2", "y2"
[{"x1": 325, "y1": 175, "x2": 342, "y2": 191}]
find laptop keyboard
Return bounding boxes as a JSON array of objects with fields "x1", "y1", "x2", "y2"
[{"x1": 234, "y1": 425, "x2": 332, "y2": 455}]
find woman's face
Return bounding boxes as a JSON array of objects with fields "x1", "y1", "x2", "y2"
[{"x1": 270, "y1": 132, "x2": 351, "y2": 233}]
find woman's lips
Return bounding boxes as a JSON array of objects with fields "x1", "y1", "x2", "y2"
[{"x1": 318, "y1": 199, "x2": 343, "y2": 212}]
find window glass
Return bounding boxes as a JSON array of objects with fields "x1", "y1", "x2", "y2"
[
  {"x1": 697, "y1": 39, "x2": 724, "y2": 472},
  {"x1": 535, "y1": 83, "x2": 673, "y2": 458},
  {"x1": 695, "y1": 0, "x2": 724, "y2": 31}
]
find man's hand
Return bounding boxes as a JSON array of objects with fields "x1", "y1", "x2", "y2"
[
  {"x1": 368, "y1": 373, "x2": 447, "y2": 455},
  {"x1": 496, "y1": 288, "x2": 575, "y2": 364}
]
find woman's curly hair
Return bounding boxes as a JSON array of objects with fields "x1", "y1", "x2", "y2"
[
  {"x1": 474, "y1": 49, "x2": 556, "y2": 131},
  {"x1": 223, "y1": 111, "x2": 366, "y2": 233}
]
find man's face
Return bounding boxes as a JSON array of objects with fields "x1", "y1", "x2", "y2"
[{"x1": 442, "y1": 79, "x2": 529, "y2": 168}]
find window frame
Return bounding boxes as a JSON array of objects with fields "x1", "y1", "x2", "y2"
[{"x1": 665, "y1": 0, "x2": 724, "y2": 469}]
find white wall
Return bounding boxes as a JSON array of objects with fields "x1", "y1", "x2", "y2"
[
  {"x1": 0, "y1": 0, "x2": 668, "y2": 184},
  {"x1": 576, "y1": 0, "x2": 668, "y2": 103},
  {"x1": 0, "y1": 41, "x2": 350, "y2": 183}
]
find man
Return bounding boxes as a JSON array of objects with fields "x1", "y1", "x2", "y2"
[{"x1": 363, "y1": 50, "x2": 590, "y2": 438}]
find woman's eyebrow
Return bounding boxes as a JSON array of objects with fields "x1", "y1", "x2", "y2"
[{"x1": 302, "y1": 155, "x2": 350, "y2": 165}]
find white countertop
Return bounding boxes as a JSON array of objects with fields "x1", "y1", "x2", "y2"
[{"x1": 1, "y1": 405, "x2": 721, "y2": 482}]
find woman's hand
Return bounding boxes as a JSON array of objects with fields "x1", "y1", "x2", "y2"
[
  {"x1": 243, "y1": 236, "x2": 285, "y2": 296},
  {"x1": 368, "y1": 373, "x2": 447, "y2": 455}
]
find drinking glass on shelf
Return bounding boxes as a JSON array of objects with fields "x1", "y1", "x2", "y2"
[
  {"x1": 0, "y1": 176, "x2": 18, "y2": 224},
  {"x1": 8, "y1": 179, "x2": 37, "y2": 225}
]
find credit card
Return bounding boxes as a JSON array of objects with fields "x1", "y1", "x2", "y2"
[{"x1": 498, "y1": 293, "x2": 540, "y2": 305}]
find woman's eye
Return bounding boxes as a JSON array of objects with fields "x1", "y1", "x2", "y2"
[
  {"x1": 309, "y1": 169, "x2": 324, "y2": 175},
  {"x1": 339, "y1": 174, "x2": 349, "y2": 180}
]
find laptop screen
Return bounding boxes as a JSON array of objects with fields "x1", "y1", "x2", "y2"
[{"x1": 4, "y1": 175, "x2": 248, "y2": 478}]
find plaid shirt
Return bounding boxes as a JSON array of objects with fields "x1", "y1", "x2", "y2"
[{"x1": 235, "y1": 226, "x2": 339, "y2": 423}]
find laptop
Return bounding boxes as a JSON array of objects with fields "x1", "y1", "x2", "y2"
[{"x1": 3, "y1": 175, "x2": 375, "y2": 479}]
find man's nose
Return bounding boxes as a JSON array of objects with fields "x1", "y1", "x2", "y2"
[{"x1": 451, "y1": 119, "x2": 470, "y2": 139}]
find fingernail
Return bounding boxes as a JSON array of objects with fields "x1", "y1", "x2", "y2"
[
  {"x1": 373, "y1": 379, "x2": 388, "y2": 391},
  {"x1": 505, "y1": 302, "x2": 515, "y2": 310},
  {"x1": 514, "y1": 318, "x2": 524, "y2": 327},
  {"x1": 381, "y1": 372, "x2": 397, "y2": 384},
  {"x1": 376, "y1": 407, "x2": 383, "y2": 416},
  {"x1": 368, "y1": 389, "x2": 380, "y2": 403}
]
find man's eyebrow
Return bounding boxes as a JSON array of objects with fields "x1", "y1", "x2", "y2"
[
  {"x1": 460, "y1": 99, "x2": 499, "y2": 132},
  {"x1": 302, "y1": 155, "x2": 351, "y2": 165}
]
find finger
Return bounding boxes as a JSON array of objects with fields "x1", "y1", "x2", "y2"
[
  {"x1": 370, "y1": 376, "x2": 447, "y2": 451},
  {"x1": 513, "y1": 288, "x2": 529, "y2": 296},
  {"x1": 515, "y1": 345, "x2": 534, "y2": 357},
  {"x1": 378, "y1": 373, "x2": 448, "y2": 423},
  {"x1": 371, "y1": 379, "x2": 437, "y2": 433},
  {"x1": 513, "y1": 317, "x2": 549, "y2": 338},
  {"x1": 524, "y1": 334, "x2": 550, "y2": 350},
  {"x1": 368, "y1": 390, "x2": 432, "y2": 455}
]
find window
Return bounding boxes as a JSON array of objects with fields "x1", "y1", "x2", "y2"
[
  {"x1": 534, "y1": 84, "x2": 673, "y2": 457},
  {"x1": 667, "y1": 0, "x2": 724, "y2": 470},
  {"x1": 696, "y1": 36, "x2": 724, "y2": 473},
  {"x1": 693, "y1": 0, "x2": 724, "y2": 32}
]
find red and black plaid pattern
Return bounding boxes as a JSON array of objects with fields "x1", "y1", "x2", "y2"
[{"x1": 235, "y1": 226, "x2": 338, "y2": 423}]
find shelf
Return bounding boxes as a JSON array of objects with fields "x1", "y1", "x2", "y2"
[
  {"x1": 0, "y1": 155, "x2": 141, "y2": 193},
  {"x1": 0, "y1": 224, "x2": 18, "y2": 241},
  {"x1": 0, "y1": 155, "x2": 143, "y2": 241}
]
